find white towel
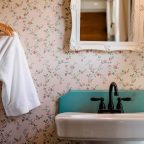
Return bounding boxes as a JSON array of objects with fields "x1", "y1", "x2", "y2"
[{"x1": 0, "y1": 32, "x2": 40, "y2": 116}]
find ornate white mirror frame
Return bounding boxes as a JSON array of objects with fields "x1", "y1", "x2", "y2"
[{"x1": 70, "y1": 0, "x2": 144, "y2": 52}]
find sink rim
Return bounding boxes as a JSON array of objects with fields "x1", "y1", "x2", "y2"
[{"x1": 55, "y1": 112, "x2": 144, "y2": 121}]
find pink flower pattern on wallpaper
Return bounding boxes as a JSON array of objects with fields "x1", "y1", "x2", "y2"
[{"x1": 0, "y1": 0, "x2": 144, "y2": 144}]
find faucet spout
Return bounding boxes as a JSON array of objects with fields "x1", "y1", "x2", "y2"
[{"x1": 108, "y1": 82, "x2": 119, "y2": 110}]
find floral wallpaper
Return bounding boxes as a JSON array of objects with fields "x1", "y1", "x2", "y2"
[{"x1": 0, "y1": 0, "x2": 144, "y2": 144}]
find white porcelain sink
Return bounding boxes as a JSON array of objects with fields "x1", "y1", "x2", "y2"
[{"x1": 55, "y1": 112, "x2": 144, "y2": 141}]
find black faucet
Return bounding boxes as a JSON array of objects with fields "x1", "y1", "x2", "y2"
[
  {"x1": 90, "y1": 82, "x2": 132, "y2": 113},
  {"x1": 90, "y1": 82, "x2": 119, "y2": 113},
  {"x1": 108, "y1": 82, "x2": 119, "y2": 110}
]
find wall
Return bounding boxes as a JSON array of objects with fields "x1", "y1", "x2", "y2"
[
  {"x1": 81, "y1": 0, "x2": 106, "y2": 12},
  {"x1": 0, "y1": 0, "x2": 144, "y2": 144}
]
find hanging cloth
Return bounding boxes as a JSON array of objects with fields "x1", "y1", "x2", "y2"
[{"x1": 0, "y1": 32, "x2": 40, "y2": 116}]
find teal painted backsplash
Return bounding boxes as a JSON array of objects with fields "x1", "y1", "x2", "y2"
[{"x1": 58, "y1": 90, "x2": 144, "y2": 113}]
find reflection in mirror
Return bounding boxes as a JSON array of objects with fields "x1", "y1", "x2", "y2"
[{"x1": 80, "y1": 0, "x2": 134, "y2": 42}]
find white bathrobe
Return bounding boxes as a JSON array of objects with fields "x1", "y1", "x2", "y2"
[{"x1": 0, "y1": 32, "x2": 40, "y2": 116}]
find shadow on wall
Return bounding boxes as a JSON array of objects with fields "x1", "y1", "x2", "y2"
[
  {"x1": 0, "y1": 82, "x2": 6, "y2": 117},
  {"x1": 62, "y1": 0, "x2": 72, "y2": 53}
]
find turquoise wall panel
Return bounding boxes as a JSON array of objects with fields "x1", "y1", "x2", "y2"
[{"x1": 58, "y1": 90, "x2": 144, "y2": 113}]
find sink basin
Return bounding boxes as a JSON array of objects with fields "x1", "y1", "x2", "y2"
[{"x1": 55, "y1": 112, "x2": 144, "y2": 141}]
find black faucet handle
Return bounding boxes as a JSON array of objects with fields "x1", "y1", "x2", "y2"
[
  {"x1": 116, "y1": 97, "x2": 132, "y2": 113},
  {"x1": 116, "y1": 98, "x2": 124, "y2": 112},
  {"x1": 99, "y1": 99, "x2": 106, "y2": 110},
  {"x1": 121, "y1": 97, "x2": 132, "y2": 101},
  {"x1": 91, "y1": 97, "x2": 104, "y2": 101},
  {"x1": 91, "y1": 97, "x2": 106, "y2": 110}
]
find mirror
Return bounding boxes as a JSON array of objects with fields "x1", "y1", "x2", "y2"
[
  {"x1": 70, "y1": 0, "x2": 143, "y2": 51},
  {"x1": 80, "y1": 0, "x2": 133, "y2": 42}
]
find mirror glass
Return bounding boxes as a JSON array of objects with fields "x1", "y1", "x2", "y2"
[{"x1": 80, "y1": 0, "x2": 134, "y2": 42}]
